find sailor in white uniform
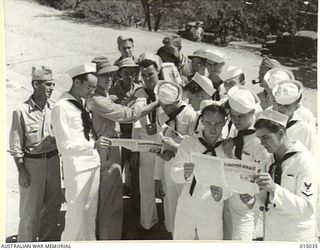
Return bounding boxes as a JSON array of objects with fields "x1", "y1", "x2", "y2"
[
  {"x1": 241, "y1": 109, "x2": 317, "y2": 241},
  {"x1": 171, "y1": 100, "x2": 232, "y2": 240}
]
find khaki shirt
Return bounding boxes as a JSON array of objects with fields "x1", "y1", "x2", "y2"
[{"x1": 9, "y1": 96, "x2": 57, "y2": 158}]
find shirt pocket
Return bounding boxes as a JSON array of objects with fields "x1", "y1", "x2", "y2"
[
  {"x1": 25, "y1": 123, "x2": 41, "y2": 145},
  {"x1": 281, "y1": 175, "x2": 297, "y2": 194}
]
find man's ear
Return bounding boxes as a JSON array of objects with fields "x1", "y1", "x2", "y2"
[
  {"x1": 32, "y1": 81, "x2": 39, "y2": 89},
  {"x1": 277, "y1": 129, "x2": 285, "y2": 140}
]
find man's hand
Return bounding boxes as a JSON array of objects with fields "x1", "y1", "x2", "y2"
[
  {"x1": 162, "y1": 137, "x2": 179, "y2": 153},
  {"x1": 94, "y1": 136, "x2": 112, "y2": 150},
  {"x1": 255, "y1": 173, "x2": 276, "y2": 192},
  {"x1": 18, "y1": 167, "x2": 31, "y2": 188},
  {"x1": 155, "y1": 180, "x2": 165, "y2": 198},
  {"x1": 210, "y1": 185, "x2": 223, "y2": 201},
  {"x1": 240, "y1": 193, "x2": 255, "y2": 209},
  {"x1": 109, "y1": 95, "x2": 118, "y2": 102},
  {"x1": 183, "y1": 162, "x2": 194, "y2": 180},
  {"x1": 157, "y1": 150, "x2": 175, "y2": 161},
  {"x1": 222, "y1": 138, "x2": 235, "y2": 158}
]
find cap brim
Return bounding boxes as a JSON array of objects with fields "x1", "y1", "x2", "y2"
[
  {"x1": 188, "y1": 55, "x2": 206, "y2": 60},
  {"x1": 97, "y1": 66, "x2": 119, "y2": 75}
]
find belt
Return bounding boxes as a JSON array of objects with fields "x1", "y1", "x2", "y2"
[{"x1": 24, "y1": 149, "x2": 59, "y2": 159}]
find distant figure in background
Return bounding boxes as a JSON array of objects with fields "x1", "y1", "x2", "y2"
[
  {"x1": 114, "y1": 36, "x2": 138, "y2": 66},
  {"x1": 184, "y1": 72, "x2": 215, "y2": 111},
  {"x1": 219, "y1": 66, "x2": 245, "y2": 99},
  {"x1": 157, "y1": 34, "x2": 191, "y2": 78},
  {"x1": 190, "y1": 21, "x2": 204, "y2": 42},
  {"x1": 9, "y1": 66, "x2": 61, "y2": 242},
  {"x1": 188, "y1": 49, "x2": 207, "y2": 77},
  {"x1": 204, "y1": 49, "x2": 226, "y2": 101},
  {"x1": 255, "y1": 57, "x2": 281, "y2": 110}
]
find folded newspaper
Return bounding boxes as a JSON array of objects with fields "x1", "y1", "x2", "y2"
[
  {"x1": 191, "y1": 153, "x2": 260, "y2": 194},
  {"x1": 107, "y1": 138, "x2": 163, "y2": 152}
]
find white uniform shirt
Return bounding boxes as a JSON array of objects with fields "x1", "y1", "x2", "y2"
[
  {"x1": 227, "y1": 127, "x2": 270, "y2": 240},
  {"x1": 51, "y1": 92, "x2": 100, "y2": 173},
  {"x1": 154, "y1": 103, "x2": 198, "y2": 180},
  {"x1": 171, "y1": 134, "x2": 231, "y2": 218},
  {"x1": 286, "y1": 112, "x2": 318, "y2": 158},
  {"x1": 259, "y1": 141, "x2": 317, "y2": 241}
]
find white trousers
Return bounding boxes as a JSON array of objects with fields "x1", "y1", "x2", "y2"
[
  {"x1": 61, "y1": 167, "x2": 100, "y2": 241},
  {"x1": 163, "y1": 161, "x2": 183, "y2": 233},
  {"x1": 139, "y1": 151, "x2": 158, "y2": 229},
  {"x1": 174, "y1": 197, "x2": 223, "y2": 240}
]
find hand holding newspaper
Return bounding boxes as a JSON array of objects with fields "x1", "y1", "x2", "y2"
[
  {"x1": 106, "y1": 138, "x2": 163, "y2": 153},
  {"x1": 159, "y1": 123, "x2": 184, "y2": 144},
  {"x1": 191, "y1": 153, "x2": 260, "y2": 195}
]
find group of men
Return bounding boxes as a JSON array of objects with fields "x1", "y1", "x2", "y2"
[{"x1": 9, "y1": 33, "x2": 319, "y2": 242}]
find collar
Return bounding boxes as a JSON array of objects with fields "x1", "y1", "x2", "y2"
[
  {"x1": 28, "y1": 96, "x2": 51, "y2": 112},
  {"x1": 195, "y1": 131, "x2": 223, "y2": 144}
]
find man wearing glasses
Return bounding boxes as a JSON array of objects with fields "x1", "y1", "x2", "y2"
[
  {"x1": 51, "y1": 63, "x2": 110, "y2": 240},
  {"x1": 9, "y1": 66, "x2": 62, "y2": 242}
]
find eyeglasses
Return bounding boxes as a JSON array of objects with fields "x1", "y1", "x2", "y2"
[
  {"x1": 42, "y1": 82, "x2": 55, "y2": 87},
  {"x1": 86, "y1": 85, "x2": 96, "y2": 92}
]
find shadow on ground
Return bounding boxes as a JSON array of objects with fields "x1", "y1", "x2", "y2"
[{"x1": 6, "y1": 196, "x2": 171, "y2": 242}]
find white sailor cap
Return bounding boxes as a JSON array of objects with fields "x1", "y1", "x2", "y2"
[
  {"x1": 204, "y1": 49, "x2": 225, "y2": 63},
  {"x1": 220, "y1": 66, "x2": 244, "y2": 82},
  {"x1": 263, "y1": 68, "x2": 295, "y2": 89},
  {"x1": 228, "y1": 85, "x2": 260, "y2": 114},
  {"x1": 272, "y1": 80, "x2": 303, "y2": 105},
  {"x1": 68, "y1": 63, "x2": 96, "y2": 79},
  {"x1": 191, "y1": 72, "x2": 215, "y2": 96},
  {"x1": 256, "y1": 109, "x2": 289, "y2": 127},
  {"x1": 155, "y1": 80, "x2": 183, "y2": 105},
  {"x1": 199, "y1": 99, "x2": 224, "y2": 111}
]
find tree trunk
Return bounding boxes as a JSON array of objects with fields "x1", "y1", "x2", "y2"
[
  {"x1": 141, "y1": 0, "x2": 152, "y2": 31},
  {"x1": 154, "y1": 9, "x2": 163, "y2": 31}
]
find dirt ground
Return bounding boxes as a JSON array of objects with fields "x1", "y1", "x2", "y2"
[{"x1": 3, "y1": 0, "x2": 318, "y2": 239}]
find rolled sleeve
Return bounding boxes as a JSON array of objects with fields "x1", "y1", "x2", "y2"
[
  {"x1": 9, "y1": 109, "x2": 24, "y2": 158},
  {"x1": 88, "y1": 96, "x2": 142, "y2": 123}
]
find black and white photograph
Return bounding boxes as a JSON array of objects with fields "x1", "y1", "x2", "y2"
[{"x1": 2, "y1": 0, "x2": 319, "y2": 245}]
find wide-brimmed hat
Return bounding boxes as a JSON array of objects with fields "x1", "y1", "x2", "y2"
[
  {"x1": 188, "y1": 49, "x2": 207, "y2": 60},
  {"x1": 117, "y1": 57, "x2": 139, "y2": 69},
  {"x1": 204, "y1": 49, "x2": 225, "y2": 63}
]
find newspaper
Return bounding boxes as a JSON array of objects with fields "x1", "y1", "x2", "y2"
[
  {"x1": 191, "y1": 153, "x2": 259, "y2": 194},
  {"x1": 159, "y1": 123, "x2": 184, "y2": 144},
  {"x1": 107, "y1": 138, "x2": 163, "y2": 152}
]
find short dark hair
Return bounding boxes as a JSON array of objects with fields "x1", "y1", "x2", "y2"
[
  {"x1": 254, "y1": 119, "x2": 286, "y2": 133},
  {"x1": 139, "y1": 59, "x2": 159, "y2": 70},
  {"x1": 201, "y1": 104, "x2": 227, "y2": 118}
]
